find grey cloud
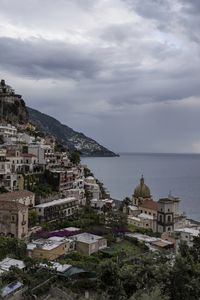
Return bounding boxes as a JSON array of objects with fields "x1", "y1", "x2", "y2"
[
  {"x1": 99, "y1": 23, "x2": 138, "y2": 44},
  {"x1": 123, "y1": 0, "x2": 172, "y2": 23},
  {"x1": 0, "y1": 0, "x2": 200, "y2": 153},
  {"x1": 0, "y1": 37, "x2": 101, "y2": 79},
  {"x1": 180, "y1": 0, "x2": 200, "y2": 14}
]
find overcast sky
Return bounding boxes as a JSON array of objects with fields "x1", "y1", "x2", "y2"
[{"x1": 0, "y1": 0, "x2": 200, "y2": 153}]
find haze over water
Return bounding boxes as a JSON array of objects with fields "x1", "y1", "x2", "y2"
[{"x1": 82, "y1": 153, "x2": 200, "y2": 221}]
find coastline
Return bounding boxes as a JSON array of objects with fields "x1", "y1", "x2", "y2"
[{"x1": 82, "y1": 153, "x2": 200, "y2": 221}]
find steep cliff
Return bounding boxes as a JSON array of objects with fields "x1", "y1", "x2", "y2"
[
  {"x1": 28, "y1": 107, "x2": 117, "y2": 156},
  {"x1": 0, "y1": 79, "x2": 28, "y2": 124},
  {"x1": 0, "y1": 79, "x2": 117, "y2": 156}
]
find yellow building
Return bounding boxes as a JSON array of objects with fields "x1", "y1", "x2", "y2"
[
  {"x1": 70, "y1": 233, "x2": 107, "y2": 256},
  {"x1": 27, "y1": 237, "x2": 73, "y2": 260}
]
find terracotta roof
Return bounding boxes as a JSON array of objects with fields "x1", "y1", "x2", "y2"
[
  {"x1": 6, "y1": 152, "x2": 16, "y2": 157},
  {"x1": 0, "y1": 200, "x2": 28, "y2": 212},
  {"x1": 0, "y1": 190, "x2": 34, "y2": 202},
  {"x1": 139, "y1": 199, "x2": 158, "y2": 211}
]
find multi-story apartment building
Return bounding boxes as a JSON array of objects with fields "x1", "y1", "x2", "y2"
[
  {"x1": 0, "y1": 124, "x2": 17, "y2": 138},
  {"x1": 0, "y1": 149, "x2": 20, "y2": 191},
  {"x1": 84, "y1": 180, "x2": 100, "y2": 200},
  {"x1": 0, "y1": 200, "x2": 28, "y2": 239},
  {"x1": 28, "y1": 144, "x2": 45, "y2": 165},
  {"x1": 0, "y1": 149, "x2": 11, "y2": 175},
  {"x1": 64, "y1": 188, "x2": 86, "y2": 206},
  {"x1": 35, "y1": 197, "x2": 78, "y2": 222},
  {"x1": 6, "y1": 150, "x2": 37, "y2": 173},
  {"x1": 48, "y1": 169, "x2": 75, "y2": 192}
]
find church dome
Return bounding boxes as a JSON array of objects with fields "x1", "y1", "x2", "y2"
[{"x1": 133, "y1": 176, "x2": 151, "y2": 198}]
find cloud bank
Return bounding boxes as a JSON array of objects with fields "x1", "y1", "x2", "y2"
[{"x1": 0, "y1": 0, "x2": 200, "y2": 152}]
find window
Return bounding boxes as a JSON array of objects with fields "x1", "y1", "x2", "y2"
[{"x1": 167, "y1": 215, "x2": 171, "y2": 222}]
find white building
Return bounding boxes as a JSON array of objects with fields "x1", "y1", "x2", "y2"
[
  {"x1": 90, "y1": 198, "x2": 115, "y2": 211},
  {"x1": 0, "y1": 124, "x2": 17, "y2": 138},
  {"x1": 64, "y1": 188, "x2": 86, "y2": 206},
  {"x1": 0, "y1": 258, "x2": 25, "y2": 274},
  {"x1": 28, "y1": 144, "x2": 46, "y2": 165},
  {"x1": 35, "y1": 197, "x2": 79, "y2": 222},
  {"x1": 175, "y1": 227, "x2": 200, "y2": 250},
  {"x1": 70, "y1": 232, "x2": 107, "y2": 255},
  {"x1": 84, "y1": 177, "x2": 100, "y2": 200},
  {"x1": 0, "y1": 149, "x2": 11, "y2": 175},
  {"x1": 128, "y1": 213, "x2": 157, "y2": 232}
]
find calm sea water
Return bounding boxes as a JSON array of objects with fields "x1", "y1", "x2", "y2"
[{"x1": 81, "y1": 153, "x2": 200, "y2": 221}]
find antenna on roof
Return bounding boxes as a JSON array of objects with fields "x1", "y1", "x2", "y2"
[{"x1": 168, "y1": 191, "x2": 172, "y2": 199}]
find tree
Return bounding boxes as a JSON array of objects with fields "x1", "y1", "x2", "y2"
[
  {"x1": 0, "y1": 237, "x2": 27, "y2": 260},
  {"x1": 130, "y1": 286, "x2": 169, "y2": 300},
  {"x1": 69, "y1": 151, "x2": 80, "y2": 165},
  {"x1": 98, "y1": 261, "x2": 126, "y2": 300},
  {"x1": 166, "y1": 240, "x2": 200, "y2": 300},
  {"x1": 120, "y1": 197, "x2": 131, "y2": 213},
  {"x1": 29, "y1": 210, "x2": 38, "y2": 227},
  {"x1": 107, "y1": 210, "x2": 127, "y2": 231}
]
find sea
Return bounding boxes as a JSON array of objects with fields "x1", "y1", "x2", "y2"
[{"x1": 81, "y1": 153, "x2": 200, "y2": 221}]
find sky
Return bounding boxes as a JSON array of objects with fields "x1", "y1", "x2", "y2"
[{"x1": 0, "y1": 0, "x2": 200, "y2": 153}]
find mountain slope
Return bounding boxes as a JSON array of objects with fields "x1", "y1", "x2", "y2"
[{"x1": 28, "y1": 107, "x2": 117, "y2": 157}]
